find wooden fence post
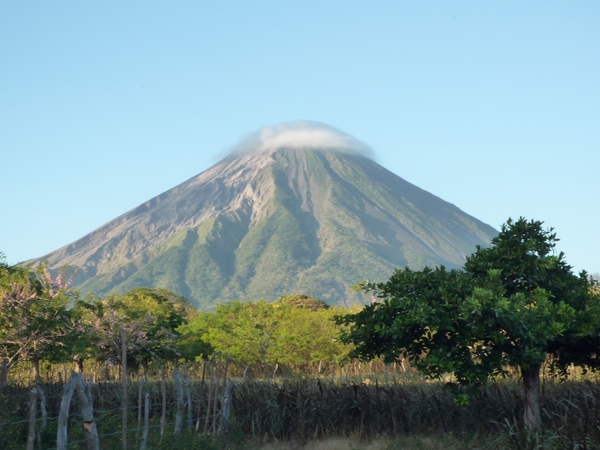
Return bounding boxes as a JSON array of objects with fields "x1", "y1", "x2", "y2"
[
  {"x1": 211, "y1": 353, "x2": 222, "y2": 435},
  {"x1": 56, "y1": 374, "x2": 77, "y2": 450},
  {"x1": 36, "y1": 386, "x2": 47, "y2": 448},
  {"x1": 195, "y1": 360, "x2": 207, "y2": 432},
  {"x1": 121, "y1": 328, "x2": 128, "y2": 450},
  {"x1": 74, "y1": 373, "x2": 99, "y2": 450},
  {"x1": 218, "y1": 382, "x2": 235, "y2": 435},
  {"x1": 136, "y1": 371, "x2": 144, "y2": 441},
  {"x1": 26, "y1": 388, "x2": 37, "y2": 450},
  {"x1": 203, "y1": 355, "x2": 215, "y2": 435},
  {"x1": 183, "y1": 365, "x2": 193, "y2": 430},
  {"x1": 174, "y1": 367, "x2": 184, "y2": 434},
  {"x1": 139, "y1": 393, "x2": 150, "y2": 450},
  {"x1": 160, "y1": 365, "x2": 166, "y2": 438}
]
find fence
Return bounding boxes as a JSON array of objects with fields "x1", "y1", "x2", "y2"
[
  {"x1": 0, "y1": 354, "x2": 235, "y2": 450},
  {"x1": 5, "y1": 360, "x2": 600, "y2": 449}
]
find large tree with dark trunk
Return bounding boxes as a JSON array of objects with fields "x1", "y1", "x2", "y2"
[{"x1": 337, "y1": 218, "x2": 600, "y2": 429}]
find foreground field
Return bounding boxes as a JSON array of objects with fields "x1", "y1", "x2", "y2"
[
  {"x1": 255, "y1": 435, "x2": 473, "y2": 450},
  {"x1": 2, "y1": 373, "x2": 600, "y2": 449}
]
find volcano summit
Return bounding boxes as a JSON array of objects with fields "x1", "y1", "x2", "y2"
[{"x1": 30, "y1": 121, "x2": 497, "y2": 308}]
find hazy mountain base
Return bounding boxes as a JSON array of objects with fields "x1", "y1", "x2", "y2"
[{"x1": 39, "y1": 149, "x2": 496, "y2": 309}]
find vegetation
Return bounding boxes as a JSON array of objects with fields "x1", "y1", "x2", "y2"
[
  {"x1": 0, "y1": 259, "x2": 78, "y2": 385},
  {"x1": 176, "y1": 294, "x2": 353, "y2": 376},
  {"x1": 57, "y1": 148, "x2": 497, "y2": 309},
  {"x1": 337, "y1": 218, "x2": 600, "y2": 429},
  {"x1": 3, "y1": 216, "x2": 600, "y2": 447},
  {"x1": 0, "y1": 256, "x2": 194, "y2": 382},
  {"x1": 0, "y1": 255, "x2": 355, "y2": 380},
  {"x1": 3, "y1": 373, "x2": 600, "y2": 449}
]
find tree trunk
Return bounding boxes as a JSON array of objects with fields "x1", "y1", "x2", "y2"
[
  {"x1": 0, "y1": 358, "x2": 8, "y2": 393},
  {"x1": 522, "y1": 363, "x2": 542, "y2": 429},
  {"x1": 33, "y1": 359, "x2": 40, "y2": 382}
]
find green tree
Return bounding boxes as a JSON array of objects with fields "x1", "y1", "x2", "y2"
[
  {"x1": 270, "y1": 301, "x2": 351, "y2": 373},
  {"x1": 177, "y1": 296, "x2": 353, "y2": 376},
  {"x1": 78, "y1": 287, "x2": 193, "y2": 370},
  {"x1": 0, "y1": 257, "x2": 77, "y2": 382},
  {"x1": 200, "y1": 300, "x2": 278, "y2": 376},
  {"x1": 277, "y1": 294, "x2": 330, "y2": 311},
  {"x1": 336, "y1": 218, "x2": 600, "y2": 429}
]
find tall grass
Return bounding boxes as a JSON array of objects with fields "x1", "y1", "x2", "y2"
[
  {"x1": 233, "y1": 377, "x2": 600, "y2": 448},
  {"x1": 2, "y1": 376, "x2": 600, "y2": 449}
]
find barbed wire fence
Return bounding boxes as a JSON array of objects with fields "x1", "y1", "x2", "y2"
[{"x1": 0, "y1": 353, "x2": 235, "y2": 450}]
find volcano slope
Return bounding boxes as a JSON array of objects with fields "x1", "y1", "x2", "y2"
[{"x1": 30, "y1": 144, "x2": 496, "y2": 309}]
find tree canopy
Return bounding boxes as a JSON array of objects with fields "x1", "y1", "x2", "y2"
[
  {"x1": 0, "y1": 258, "x2": 78, "y2": 380},
  {"x1": 74, "y1": 287, "x2": 194, "y2": 369},
  {"x1": 177, "y1": 297, "x2": 352, "y2": 375},
  {"x1": 1, "y1": 251, "x2": 352, "y2": 381},
  {"x1": 0, "y1": 254, "x2": 193, "y2": 383},
  {"x1": 336, "y1": 218, "x2": 600, "y2": 428}
]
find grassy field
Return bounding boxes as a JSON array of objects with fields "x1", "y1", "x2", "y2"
[{"x1": 2, "y1": 374, "x2": 600, "y2": 449}]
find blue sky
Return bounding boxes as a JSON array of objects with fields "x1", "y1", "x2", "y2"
[{"x1": 1, "y1": 2, "x2": 599, "y2": 275}]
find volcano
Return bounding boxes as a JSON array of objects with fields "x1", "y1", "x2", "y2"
[{"x1": 30, "y1": 121, "x2": 497, "y2": 308}]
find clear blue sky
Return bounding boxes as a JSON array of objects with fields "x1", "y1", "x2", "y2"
[{"x1": 1, "y1": 2, "x2": 599, "y2": 275}]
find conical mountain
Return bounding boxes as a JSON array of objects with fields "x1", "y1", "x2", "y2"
[{"x1": 30, "y1": 121, "x2": 497, "y2": 309}]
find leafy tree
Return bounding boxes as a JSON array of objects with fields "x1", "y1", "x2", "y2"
[
  {"x1": 336, "y1": 218, "x2": 600, "y2": 429},
  {"x1": 176, "y1": 301, "x2": 261, "y2": 366},
  {"x1": 278, "y1": 294, "x2": 330, "y2": 311},
  {"x1": 77, "y1": 288, "x2": 192, "y2": 370},
  {"x1": 0, "y1": 257, "x2": 78, "y2": 382},
  {"x1": 118, "y1": 287, "x2": 194, "y2": 363},
  {"x1": 270, "y1": 303, "x2": 351, "y2": 372},
  {"x1": 199, "y1": 300, "x2": 278, "y2": 375},
  {"x1": 177, "y1": 297, "x2": 353, "y2": 375}
]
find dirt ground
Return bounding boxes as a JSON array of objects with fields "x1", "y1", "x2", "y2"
[{"x1": 257, "y1": 438, "x2": 388, "y2": 450}]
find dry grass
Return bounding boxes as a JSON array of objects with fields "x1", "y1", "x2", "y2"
[
  {"x1": 256, "y1": 437, "x2": 389, "y2": 450},
  {"x1": 254, "y1": 435, "x2": 477, "y2": 450},
  {"x1": 3, "y1": 376, "x2": 600, "y2": 449}
]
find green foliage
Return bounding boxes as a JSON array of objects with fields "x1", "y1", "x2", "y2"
[
  {"x1": 0, "y1": 259, "x2": 77, "y2": 374},
  {"x1": 278, "y1": 293, "x2": 330, "y2": 311},
  {"x1": 1, "y1": 251, "x2": 350, "y2": 377},
  {"x1": 74, "y1": 287, "x2": 193, "y2": 368},
  {"x1": 336, "y1": 216, "x2": 600, "y2": 426},
  {"x1": 177, "y1": 296, "x2": 352, "y2": 372}
]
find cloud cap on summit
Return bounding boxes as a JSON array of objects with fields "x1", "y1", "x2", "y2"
[{"x1": 232, "y1": 120, "x2": 374, "y2": 159}]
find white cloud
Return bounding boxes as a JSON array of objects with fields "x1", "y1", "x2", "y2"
[{"x1": 231, "y1": 120, "x2": 374, "y2": 159}]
